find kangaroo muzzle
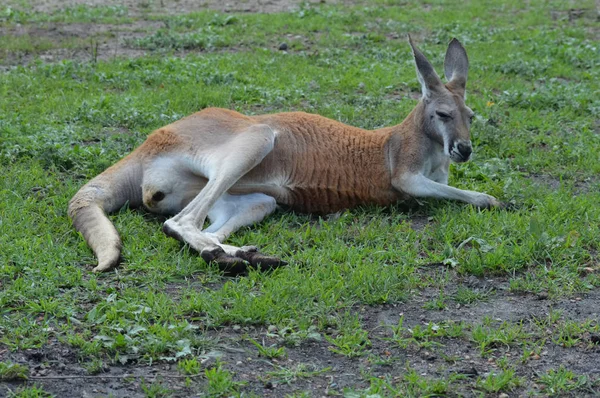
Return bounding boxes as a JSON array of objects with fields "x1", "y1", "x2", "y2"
[{"x1": 450, "y1": 140, "x2": 472, "y2": 162}]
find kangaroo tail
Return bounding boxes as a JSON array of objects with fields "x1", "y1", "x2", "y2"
[{"x1": 68, "y1": 152, "x2": 143, "y2": 272}]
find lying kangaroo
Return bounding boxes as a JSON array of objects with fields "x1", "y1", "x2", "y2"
[{"x1": 68, "y1": 37, "x2": 501, "y2": 273}]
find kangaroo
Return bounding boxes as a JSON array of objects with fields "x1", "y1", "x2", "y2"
[{"x1": 68, "y1": 37, "x2": 501, "y2": 273}]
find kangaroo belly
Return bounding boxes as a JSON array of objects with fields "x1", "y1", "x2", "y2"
[{"x1": 280, "y1": 186, "x2": 399, "y2": 214}]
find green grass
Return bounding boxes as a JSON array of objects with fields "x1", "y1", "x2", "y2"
[
  {"x1": 5, "y1": 385, "x2": 55, "y2": 398},
  {"x1": 0, "y1": 362, "x2": 29, "y2": 381},
  {"x1": 0, "y1": 0, "x2": 599, "y2": 396},
  {"x1": 472, "y1": 320, "x2": 530, "y2": 356},
  {"x1": 350, "y1": 368, "x2": 461, "y2": 397},
  {"x1": 476, "y1": 368, "x2": 523, "y2": 393},
  {"x1": 248, "y1": 338, "x2": 287, "y2": 359},
  {"x1": 204, "y1": 363, "x2": 245, "y2": 396},
  {"x1": 324, "y1": 312, "x2": 371, "y2": 358},
  {"x1": 264, "y1": 363, "x2": 331, "y2": 385},
  {"x1": 538, "y1": 366, "x2": 590, "y2": 395}
]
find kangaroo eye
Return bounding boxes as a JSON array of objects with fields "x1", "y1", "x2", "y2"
[{"x1": 436, "y1": 111, "x2": 452, "y2": 120}]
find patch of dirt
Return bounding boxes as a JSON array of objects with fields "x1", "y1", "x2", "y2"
[
  {"x1": 2, "y1": 281, "x2": 600, "y2": 397},
  {"x1": 0, "y1": 0, "x2": 359, "y2": 66},
  {"x1": 14, "y1": 0, "x2": 350, "y2": 16},
  {"x1": 550, "y1": 7, "x2": 599, "y2": 23},
  {"x1": 526, "y1": 173, "x2": 599, "y2": 195},
  {"x1": 3, "y1": 254, "x2": 592, "y2": 394},
  {"x1": 0, "y1": 343, "x2": 197, "y2": 397},
  {"x1": 409, "y1": 215, "x2": 431, "y2": 231},
  {"x1": 0, "y1": 21, "x2": 160, "y2": 66}
]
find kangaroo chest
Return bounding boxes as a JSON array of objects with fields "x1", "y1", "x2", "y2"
[{"x1": 421, "y1": 144, "x2": 450, "y2": 184}]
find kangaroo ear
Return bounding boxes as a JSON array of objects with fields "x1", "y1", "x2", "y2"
[
  {"x1": 408, "y1": 35, "x2": 443, "y2": 98},
  {"x1": 443, "y1": 38, "x2": 469, "y2": 93}
]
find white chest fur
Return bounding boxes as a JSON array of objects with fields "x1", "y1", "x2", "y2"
[{"x1": 421, "y1": 144, "x2": 450, "y2": 185}]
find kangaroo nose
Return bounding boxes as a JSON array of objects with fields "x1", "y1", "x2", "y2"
[{"x1": 457, "y1": 142, "x2": 472, "y2": 160}]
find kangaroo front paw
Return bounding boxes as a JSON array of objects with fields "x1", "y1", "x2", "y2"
[{"x1": 475, "y1": 193, "x2": 502, "y2": 209}]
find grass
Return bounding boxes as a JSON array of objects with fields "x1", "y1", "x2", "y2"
[
  {"x1": 538, "y1": 366, "x2": 590, "y2": 395},
  {"x1": 5, "y1": 385, "x2": 56, "y2": 398},
  {"x1": 472, "y1": 320, "x2": 530, "y2": 356},
  {"x1": 204, "y1": 363, "x2": 245, "y2": 396},
  {"x1": 248, "y1": 338, "x2": 287, "y2": 359},
  {"x1": 349, "y1": 368, "x2": 461, "y2": 397},
  {"x1": 264, "y1": 363, "x2": 331, "y2": 385},
  {"x1": 1, "y1": 0, "x2": 599, "y2": 396},
  {"x1": 476, "y1": 368, "x2": 523, "y2": 393},
  {"x1": 0, "y1": 362, "x2": 29, "y2": 381}
]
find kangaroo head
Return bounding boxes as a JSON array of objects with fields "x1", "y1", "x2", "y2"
[{"x1": 409, "y1": 37, "x2": 474, "y2": 163}]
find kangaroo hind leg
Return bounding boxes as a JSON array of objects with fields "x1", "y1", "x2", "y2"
[
  {"x1": 162, "y1": 124, "x2": 284, "y2": 274},
  {"x1": 205, "y1": 193, "x2": 277, "y2": 240},
  {"x1": 202, "y1": 192, "x2": 285, "y2": 273}
]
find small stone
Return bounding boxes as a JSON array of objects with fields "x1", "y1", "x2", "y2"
[
  {"x1": 499, "y1": 394, "x2": 509, "y2": 398},
  {"x1": 278, "y1": 42, "x2": 288, "y2": 51},
  {"x1": 458, "y1": 367, "x2": 478, "y2": 377},
  {"x1": 201, "y1": 357, "x2": 218, "y2": 368},
  {"x1": 536, "y1": 292, "x2": 549, "y2": 300}
]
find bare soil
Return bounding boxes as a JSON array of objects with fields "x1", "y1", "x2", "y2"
[
  {"x1": 23, "y1": 0, "x2": 339, "y2": 15},
  {"x1": 2, "y1": 280, "x2": 600, "y2": 396},
  {"x1": 1, "y1": 0, "x2": 353, "y2": 66},
  {"x1": 0, "y1": 22, "x2": 156, "y2": 65}
]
